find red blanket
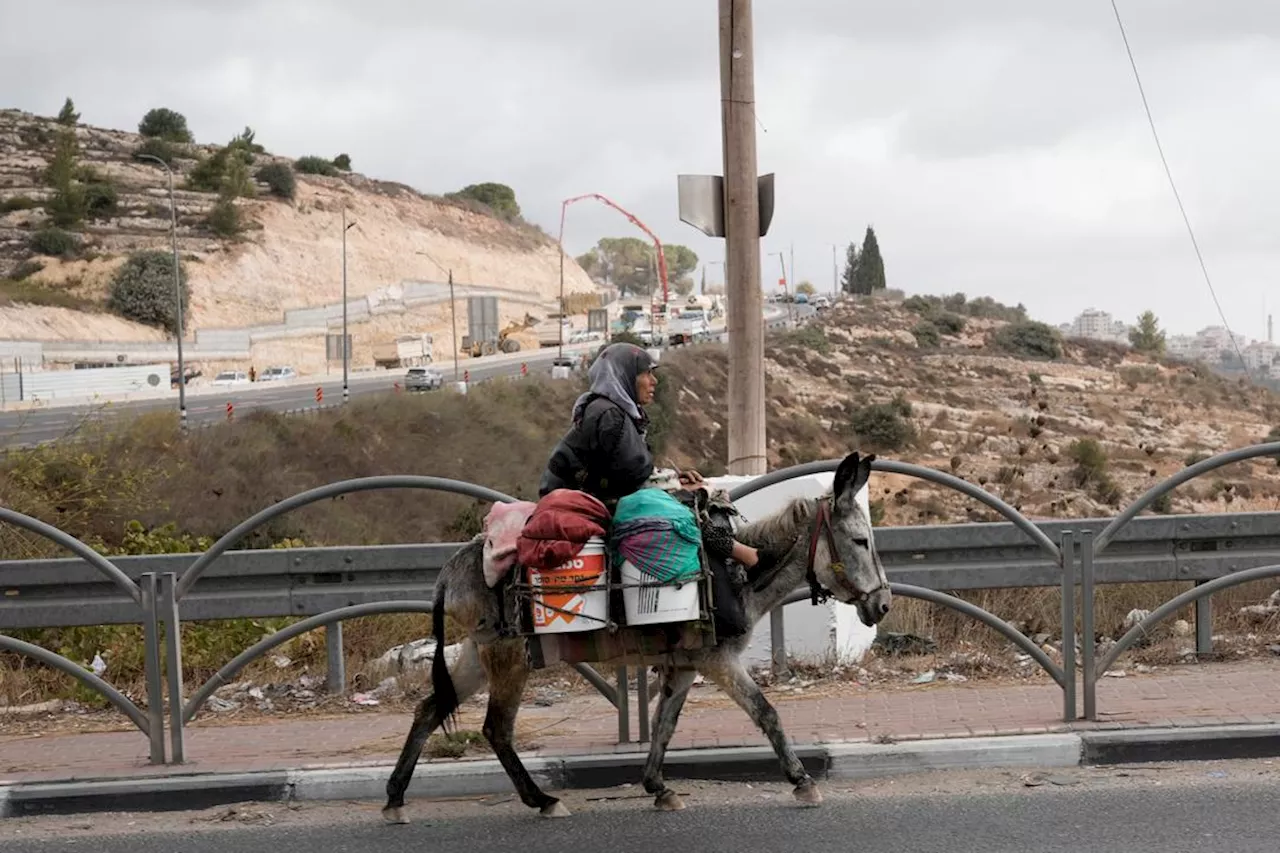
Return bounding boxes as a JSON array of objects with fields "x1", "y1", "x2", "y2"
[{"x1": 517, "y1": 489, "x2": 611, "y2": 570}]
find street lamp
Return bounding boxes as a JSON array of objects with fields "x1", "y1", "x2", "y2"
[
  {"x1": 136, "y1": 153, "x2": 186, "y2": 431},
  {"x1": 341, "y1": 208, "x2": 356, "y2": 404},
  {"x1": 414, "y1": 250, "x2": 460, "y2": 382}
]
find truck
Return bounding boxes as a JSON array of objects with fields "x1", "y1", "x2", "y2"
[
  {"x1": 372, "y1": 333, "x2": 434, "y2": 369},
  {"x1": 667, "y1": 308, "x2": 712, "y2": 346}
]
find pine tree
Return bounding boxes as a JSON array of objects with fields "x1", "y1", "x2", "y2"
[
  {"x1": 840, "y1": 241, "x2": 859, "y2": 293},
  {"x1": 57, "y1": 97, "x2": 80, "y2": 126},
  {"x1": 44, "y1": 127, "x2": 85, "y2": 227},
  {"x1": 1129, "y1": 310, "x2": 1166, "y2": 356},
  {"x1": 852, "y1": 226, "x2": 886, "y2": 295}
]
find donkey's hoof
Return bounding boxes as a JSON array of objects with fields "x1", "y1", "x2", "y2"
[
  {"x1": 793, "y1": 781, "x2": 823, "y2": 807},
  {"x1": 654, "y1": 790, "x2": 686, "y2": 811},
  {"x1": 540, "y1": 800, "x2": 572, "y2": 819},
  {"x1": 381, "y1": 806, "x2": 410, "y2": 825}
]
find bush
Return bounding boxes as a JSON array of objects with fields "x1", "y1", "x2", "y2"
[
  {"x1": 912, "y1": 320, "x2": 940, "y2": 348},
  {"x1": 29, "y1": 227, "x2": 80, "y2": 258},
  {"x1": 848, "y1": 400, "x2": 916, "y2": 451},
  {"x1": 84, "y1": 182, "x2": 118, "y2": 220},
  {"x1": 933, "y1": 312, "x2": 966, "y2": 334},
  {"x1": 206, "y1": 197, "x2": 242, "y2": 236},
  {"x1": 333, "y1": 153, "x2": 352, "y2": 171},
  {"x1": 138, "y1": 107, "x2": 193, "y2": 143},
  {"x1": 0, "y1": 196, "x2": 40, "y2": 214},
  {"x1": 10, "y1": 260, "x2": 44, "y2": 280},
  {"x1": 133, "y1": 138, "x2": 178, "y2": 167},
  {"x1": 785, "y1": 326, "x2": 831, "y2": 355},
  {"x1": 295, "y1": 156, "x2": 339, "y2": 177},
  {"x1": 992, "y1": 321, "x2": 1062, "y2": 360},
  {"x1": 107, "y1": 250, "x2": 189, "y2": 334},
  {"x1": 255, "y1": 162, "x2": 296, "y2": 200}
]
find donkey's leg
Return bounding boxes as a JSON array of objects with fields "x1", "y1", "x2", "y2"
[
  {"x1": 702, "y1": 656, "x2": 823, "y2": 807},
  {"x1": 642, "y1": 665, "x2": 698, "y2": 811},
  {"x1": 479, "y1": 642, "x2": 568, "y2": 818},
  {"x1": 382, "y1": 639, "x2": 487, "y2": 824}
]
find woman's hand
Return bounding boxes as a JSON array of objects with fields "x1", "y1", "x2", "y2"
[{"x1": 678, "y1": 469, "x2": 705, "y2": 490}]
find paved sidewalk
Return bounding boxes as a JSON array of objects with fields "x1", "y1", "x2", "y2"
[{"x1": 3, "y1": 660, "x2": 1279, "y2": 785}]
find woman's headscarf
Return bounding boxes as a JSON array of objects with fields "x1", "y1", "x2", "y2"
[{"x1": 571, "y1": 343, "x2": 657, "y2": 426}]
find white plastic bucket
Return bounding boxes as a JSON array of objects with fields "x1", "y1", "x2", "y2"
[
  {"x1": 620, "y1": 558, "x2": 700, "y2": 626},
  {"x1": 529, "y1": 538, "x2": 609, "y2": 634}
]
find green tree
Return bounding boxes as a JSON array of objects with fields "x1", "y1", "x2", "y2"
[
  {"x1": 43, "y1": 128, "x2": 86, "y2": 227},
  {"x1": 594, "y1": 237, "x2": 656, "y2": 297},
  {"x1": 333, "y1": 153, "x2": 352, "y2": 171},
  {"x1": 1129, "y1": 310, "x2": 1167, "y2": 356},
  {"x1": 840, "y1": 241, "x2": 859, "y2": 293},
  {"x1": 138, "y1": 107, "x2": 193, "y2": 143},
  {"x1": 107, "y1": 250, "x2": 190, "y2": 334},
  {"x1": 796, "y1": 280, "x2": 816, "y2": 295},
  {"x1": 663, "y1": 244, "x2": 699, "y2": 297},
  {"x1": 851, "y1": 225, "x2": 886, "y2": 295},
  {"x1": 56, "y1": 97, "x2": 80, "y2": 126},
  {"x1": 450, "y1": 182, "x2": 520, "y2": 220}
]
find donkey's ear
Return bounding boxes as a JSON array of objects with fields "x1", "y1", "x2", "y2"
[
  {"x1": 852, "y1": 453, "x2": 876, "y2": 497},
  {"x1": 833, "y1": 451, "x2": 861, "y2": 501}
]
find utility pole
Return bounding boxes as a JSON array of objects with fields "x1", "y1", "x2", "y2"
[
  {"x1": 720, "y1": 0, "x2": 764, "y2": 476},
  {"x1": 831, "y1": 243, "x2": 838, "y2": 299},
  {"x1": 789, "y1": 241, "x2": 796, "y2": 323},
  {"x1": 137, "y1": 153, "x2": 186, "y2": 431},
  {"x1": 448, "y1": 269, "x2": 459, "y2": 382},
  {"x1": 341, "y1": 209, "x2": 355, "y2": 405}
]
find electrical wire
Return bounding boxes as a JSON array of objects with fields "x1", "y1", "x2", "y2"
[{"x1": 1108, "y1": 0, "x2": 1252, "y2": 378}]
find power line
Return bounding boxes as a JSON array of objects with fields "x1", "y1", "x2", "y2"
[{"x1": 1108, "y1": 0, "x2": 1252, "y2": 378}]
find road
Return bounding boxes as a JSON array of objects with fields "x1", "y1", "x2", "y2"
[
  {"x1": 2, "y1": 761, "x2": 1274, "y2": 852},
  {"x1": 0, "y1": 304, "x2": 808, "y2": 448}
]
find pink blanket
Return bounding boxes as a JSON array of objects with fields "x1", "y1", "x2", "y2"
[{"x1": 482, "y1": 500, "x2": 538, "y2": 588}]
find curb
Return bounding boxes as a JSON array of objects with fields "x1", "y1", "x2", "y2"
[{"x1": 4, "y1": 726, "x2": 1277, "y2": 818}]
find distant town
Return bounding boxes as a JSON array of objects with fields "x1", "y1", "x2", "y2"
[{"x1": 1061, "y1": 308, "x2": 1278, "y2": 380}]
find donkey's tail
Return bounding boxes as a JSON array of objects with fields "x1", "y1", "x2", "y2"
[{"x1": 431, "y1": 580, "x2": 460, "y2": 733}]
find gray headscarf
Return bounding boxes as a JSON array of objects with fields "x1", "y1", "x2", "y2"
[{"x1": 571, "y1": 343, "x2": 656, "y2": 426}]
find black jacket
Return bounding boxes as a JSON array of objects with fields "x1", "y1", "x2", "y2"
[{"x1": 539, "y1": 395, "x2": 654, "y2": 504}]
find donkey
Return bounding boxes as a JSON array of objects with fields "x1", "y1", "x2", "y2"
[{"x1": 382, "y1": 450, "x2": 891, "y2": 824}]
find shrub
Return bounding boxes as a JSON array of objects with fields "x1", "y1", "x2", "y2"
[
  {"x1": 848, "y1": 400, "x2": 916, "y2": 451},
  {"x1": 29, "y1": 227, "x2": 80, "y2": 258},
  {"x1": 138, "y1": 107, "x2": 193, "y2": 143},
  {"x1": 992, "y1": 320, "x2": 1062, "y2": 360},
  {"x1": 295, "y1": 156, "x2": 339, "y2": 177},
  {"x1": 333, "y1": 153, "x2": 352, "y2": 171},
  {"x1": 912, "y1": 320, "x2": 940, "y2": 348},
  {"x1": 255, "y1": 162, "x2": 296, "y2": 200},
  {"x1": 107, "y1": 250, "x2": 189, "y2": 334},
  {"x1": 448, "y1": 182, "x2": 521, "y2": 220},
  {"x1": 785, "y1": 326, "x2": 831, "y2": 355},
  {"x1": 133, "y1": 138, "x2": 178, "y2": 167},
  {"x1": 0, "y1": 196, "x2": 40, "y2": 214},
  {"x1": 206, "y1": 197, "x2": 242, "y2": 236},
  {"x1": 933, "y1": 312, "x2": 966, "y2": 334},
  {"x1": 10, "y1": 260, "x2": 44, "y2": 280},
  {"x1": 84, "y1": 182, "x2": 118, "y2": 220}
]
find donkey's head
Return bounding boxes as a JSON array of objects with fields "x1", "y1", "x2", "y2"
[{"x1": 811, "y1": 451, "x2": 892, "y2": 627}]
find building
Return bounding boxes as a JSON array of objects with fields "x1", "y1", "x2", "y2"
[{"x1": 1061, "y1": 308, "x2": 1131, "y2": 346}]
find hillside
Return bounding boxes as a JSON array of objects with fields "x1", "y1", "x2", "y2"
[{"x1": 0, "y1": 108, "x2": 598, "y2": 371}]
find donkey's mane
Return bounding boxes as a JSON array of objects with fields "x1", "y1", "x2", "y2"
[{"x1": 734, "y1": 494, "x2": 821, "y2": 553}]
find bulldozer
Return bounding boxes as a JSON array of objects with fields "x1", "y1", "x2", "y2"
[{"x1": 463, "y1": 314, "x2": 540, "y2": 357}]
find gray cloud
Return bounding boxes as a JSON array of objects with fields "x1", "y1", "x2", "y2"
[{"x1": 4, "y1": 1, "x2": 1280, "y2": 336}]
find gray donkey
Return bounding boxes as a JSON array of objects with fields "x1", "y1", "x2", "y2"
[{"x1": 382, "y1": 450, "x2": 891, "y2": 824}]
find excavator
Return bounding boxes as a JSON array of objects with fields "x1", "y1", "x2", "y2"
[{"x1": 464, "y1": 314, "x2": 540, "y2": 357}]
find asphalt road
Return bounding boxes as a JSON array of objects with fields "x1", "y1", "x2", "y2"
[
  {"x1": 0, "y1": 304, "x2": 806, "y2": 448},
  {"x1": 2, "y1": 765, "x2": 1276, "y2": 853}
]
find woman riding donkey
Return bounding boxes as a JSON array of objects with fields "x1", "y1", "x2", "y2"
[{"x1": 539, "y1": 341, "x2": 768, "y2": 638}]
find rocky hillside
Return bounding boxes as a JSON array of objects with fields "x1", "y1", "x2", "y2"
[
  {"x1": 659, "y1": 293, "x2": 1280, "y2": 524},
  {"x1": 0, "y1": 108, "x2": 598, "y2": 361}
]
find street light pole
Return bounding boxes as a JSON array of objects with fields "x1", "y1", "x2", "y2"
[
  {"x1": 448, "y1": 268, "x2": 459, "y2": 382},
  {"x1": 830, "y1": 243, "x2": 838, "y2": 299},
  {"x1": 137, "y1": 153, "x2": 186, "y2": 431},
  {"x1": 341, "y1": 209, "x2": 355, "y2": 405}
]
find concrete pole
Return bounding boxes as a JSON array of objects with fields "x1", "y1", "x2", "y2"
[{"x1": 720, "y1": 0, "x2": 765, "y2": 476}]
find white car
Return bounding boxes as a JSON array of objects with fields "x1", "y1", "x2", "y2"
[
  {"x1": 259, "y1": 366, "x2": 297, "y2": 382},
  {"x1": 210, "y1": 370, "x2": 250, "y2": 386}
]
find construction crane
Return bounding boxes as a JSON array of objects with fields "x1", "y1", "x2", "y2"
[{"x1": 557, "y1": 192, "x2": 670, "y2": 312}]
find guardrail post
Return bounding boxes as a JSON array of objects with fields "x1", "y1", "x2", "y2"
[
  {"x1": 326, "y1": 622, "x2": 346, "y2": 694},
  {"x1": 160, "y1": 573, "x2": 186, "y2": 764},
  {"x1": 1194, "y1": 580, "x2": 1213, "y2": 655},
  {"x1": 139, "y1": 572, "x2": 167, "y2": 765},
  {"x1": 616, "y1": 666, "x2": 630, "y2": 743},
  {"x1": 769, "y1": 606, "x2": 789, "y2": 677},
  {"x1": 1060, "y1": 530, "x2": 1077, "y2": 722},
  {"x1": 1081, "y1": 530, "x2": 1096, "y2": 721}
]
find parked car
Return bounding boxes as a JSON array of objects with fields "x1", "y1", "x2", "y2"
[
  {"x1": 210, "y1": 370, "x2": 249, "y2": 387},
  {"x1": 259, "y1": 366, "x2": 297, "y2": 382},
  {"x1": 404, "y1": 366, "x2": 443, "y2": 392}
]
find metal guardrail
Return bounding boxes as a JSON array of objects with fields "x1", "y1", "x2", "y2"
[{"x1": 3, "y1": 443, "x2": 1280, "y2": 765}]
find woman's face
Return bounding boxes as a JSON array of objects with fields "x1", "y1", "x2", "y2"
[{"x1": 635, "y1": 368, "x2": 657, "y2": 405}]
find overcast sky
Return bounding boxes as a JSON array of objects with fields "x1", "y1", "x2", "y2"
[{"x1": 4, "y1": 0, "x2": 1279, "y2": 337}]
